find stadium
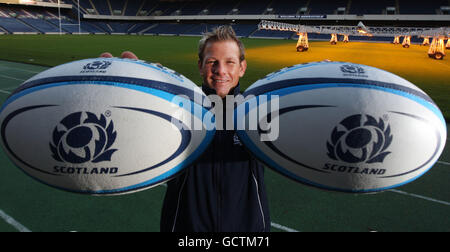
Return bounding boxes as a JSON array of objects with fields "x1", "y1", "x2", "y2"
[{"x1": 0, "y1": 0, "x2": 449, "y2": 233}]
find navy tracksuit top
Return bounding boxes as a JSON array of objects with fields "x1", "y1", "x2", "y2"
[{"x1": 160, "y1": 84, "x2": 271, "y2": 232}]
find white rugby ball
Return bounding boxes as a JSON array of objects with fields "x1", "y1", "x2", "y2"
[
  {"x1": 236, "y1": 61, "x2": 446, "y2": 193},
  {"x1": 0, "y1": 58, "x2": 215, "y2": 195}
]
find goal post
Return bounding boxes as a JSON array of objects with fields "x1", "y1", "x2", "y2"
[{"x1": 58, "y1": 0, "x2": 81, "y2": 35}]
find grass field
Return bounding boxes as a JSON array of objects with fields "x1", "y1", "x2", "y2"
[{"x1": 0, "y1": 34, "x2": 449, "y2": 232}]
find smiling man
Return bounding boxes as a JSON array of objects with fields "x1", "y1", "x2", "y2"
[
  {"x1": 160, "y1": 25, "x2": 271, "y2": 232},
  {"x1": 198, "y1": 30, "x2": 247, "y2": 98}
]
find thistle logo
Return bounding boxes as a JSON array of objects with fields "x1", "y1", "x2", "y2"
[
  {"x1": 339, "y1": 64, "x2": 368, "y2": 78},
  {"x1": 340, "y1": 64, "x2": 365, "y2": 74},
  {"x1": 80, "y1": 61, "x2": 112, "y2": 73},
  {"x1": 83, "y1": 61, "x2": 111, "y2": 70},
  {"x1": 326, "y1": 114, "x2": 393, "y2": 164},
  {"x1": 50, "y1": 111, "x2": 118, "y2": 164}
]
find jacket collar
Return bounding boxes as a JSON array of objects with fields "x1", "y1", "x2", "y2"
[{"x1": 202, "y1": 83, "x2": 241, "y2": 97}]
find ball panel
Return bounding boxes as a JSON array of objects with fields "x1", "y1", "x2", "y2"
[
  {"x1": 237, "y1": 62, "x2": 446, "y2": 192},
  {"x1": 22, "y1": 58, "x2": 197, "y2": 90},
  {"x1": 250, "y1": 61, "x2": 425, "y2": 92},
  {"x1": 0, "y1": 58, "x2": 214, "y2": 195}
]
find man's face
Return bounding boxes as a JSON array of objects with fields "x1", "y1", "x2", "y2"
[{"x1": 198, "y1": 40, "x2": 247, "y2": 98}]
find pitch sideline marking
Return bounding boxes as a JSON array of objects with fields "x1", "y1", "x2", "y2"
[
  {"x1": 0, "y1": 209, "x2": 31, "y2": 232},
  {"x1": 270, "y1": 222, "x2": 299, "y2": 232},
  {"x1": 0, "y1": 74, "x2": 26, "y2": 82},
  {"x1": 437, "y1": 161, "x2": 450, "y2": 166},
  {"x1": 0, "y1": 64, "x2": 41, "y2": 74},
  {"x1": 389, "y1": 189, "x2": 450, "y2": 206}
]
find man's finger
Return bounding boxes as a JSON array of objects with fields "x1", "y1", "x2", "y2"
[
  {"x1": 121, "y1": 51, "x2": 138, "y2": 60},
  {"x1": 100, "y1": 52, "x2": 113, "y2": 58}
]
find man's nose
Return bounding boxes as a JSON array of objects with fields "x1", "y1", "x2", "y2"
[{"x1": 212, "y1": 62, "x2": 226, "y2": 75}]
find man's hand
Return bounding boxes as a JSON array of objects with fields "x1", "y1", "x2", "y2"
[
  {"x1": 100, "y1": 51, "x2": 138, "y2": 60},
  {"x1": 99, "y1": 51, "x2": 162, "y2": 66}
]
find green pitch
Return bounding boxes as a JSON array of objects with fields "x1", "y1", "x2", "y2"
[{"x1": 0, "y1": 35, "x2": 449, "y2": 232}]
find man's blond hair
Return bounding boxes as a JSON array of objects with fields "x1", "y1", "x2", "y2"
[{"x1": 198, "y1": 25, "x2": 246, "y2": 63}]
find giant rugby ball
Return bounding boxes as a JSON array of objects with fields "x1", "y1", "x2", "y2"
[
  {"x1": 0, "y1": 58, "x2": 215, "y2": 195},
  {"x1": 236, "y1": 61, "x2": 446, "y2": 193}
]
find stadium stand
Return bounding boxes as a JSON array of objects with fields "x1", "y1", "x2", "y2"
[
  {"x1": 181, "y1": 23, "x2": 219, "y2": 36},
  {"x1": 144, "y1": 23, "x2": 196, "y2": 35},
  {"x1": 309, "y1": 0, "x2": 348, "y2": 15},
  {"x1": 235, "y1": 0, "x2": 271, "y2": 15},
  {"x1": 109, "y1": 0, "x2": 124, "y2": 16},
  {"x1": 398, "y1": 0, "x2": 448, "y2": 14},
  {"x1": 251, "y1": 28, "x2": 293, "y2": 39},
  {"x1": 179, "y1": 0, "x2": 208, "y2": 15},
  {"x1": 349, "y1": 0, "x2": 397, "y2": 15},
  {"x1": 269, "y1": 0, "x2": 308, "y2": 15},
  {"x1": 19, "y1": 16, "x2": 60, "y2": 33},
  {"x1": 73, "y1": 0, "x2": 97, "y2": 15},
  {"x1": 232, "y1": 23, "x2": 258, "y2": 37},
  {"x1": 123, "y1": 0, "x2": 143, "y2": 16},
  {"x1": 207, "y1": 0, "x2": 240, "y2": 15},
  {"x1": 0, "y1": 16, "x2": 39, "y2": 33},
  {"x1": 90, "y1": 0, "x2": 111, "y2": 15},
  {"x1": 150, "y1": 0, "x2": 180, "y2": 16},
  {"x1": 108, "y1": 21, "x2": 134, "y2": 33},
  {"x1": 0, "y1": 0, "x2": 448, "y2": 39}
]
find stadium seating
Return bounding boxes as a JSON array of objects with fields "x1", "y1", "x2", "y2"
[
  {"x1": 109, "y1": 0, "x2": 125, "y2": 15},
  {"x1": 179, "y1": 1, "x2": 208, "y2": 15},
  {"x1": 139, "y1": 0, "x2": 157, "y2": 16},
  {"x1": 398, "y1": 0, "x2": 447, "y2": 14},
  {"x1": 90, "y1": 0, "x2": 111, "y2": 15},
  {"x1": 269, "y1": 0, "x2": 308, "y2": 15},
  {"x1": 180, "y1": 23, "x2": 220, "y2": 36},
  {"x1": 108, "y1": 21, "x2": 134, "y2": 33},
  {"x1": 150, "y1": 1, "x2": 180, "y2": 16},
  {"x1": 207, "y1": 0, "x2": 240, "y2": 15},
  {"x1": 251, "y1": 28, "x2": 293, "y2": 39},
  {"x1": 144, "y1": 23, "x2": 196, "y2": 35},
  {"x1": 348, "y1": 0, "x2": 396, "y2": 15},
  {"x1": 236, "y1": 0, "x2": 271, "y2": 14},
  {"x1": 0, "y1": 17, "x2": 39, "y2": 33},
  {"x1": 89, "y1": 21, "x2": 112, "y2": 33},
  {"x1": 19, "y1": 17, "x2": 60, "y2": 33},
  {"x1": 123, "y1": 0, "x2": 143, "y2": 16},
  {"x1": 0, "y1": 0, "x2": 448, "y2": 38},
  {"x1": 232, "y1": 23, "x2": 258, "y2": 37},
  {"x1": 72, "y1": 0, "x2": 94, "y2": 15},
  {"x1": 309, "y1": 0, "x2": 348, "y2": 14},
  {"x1": 128, "y1": 22, "x2": 153, "y2": 33},
  {"x1": 74, "y1": 0, "x2": 450, "y2": 17}
]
